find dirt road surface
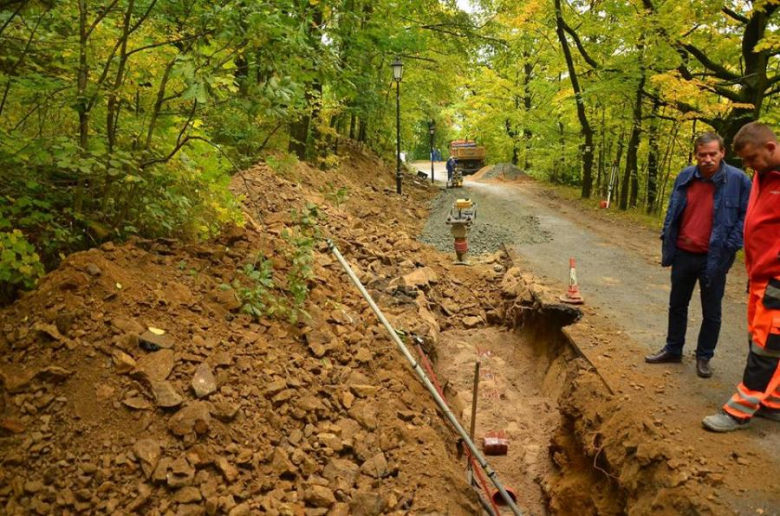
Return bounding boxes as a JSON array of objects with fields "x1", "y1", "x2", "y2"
[{"x1": 414, "y1": 161, "x2": 780, "y2": 514}]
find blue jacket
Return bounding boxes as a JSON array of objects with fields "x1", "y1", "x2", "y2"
[{"x1": 661, "y1": 162, "x2": 751, "y2": 280}]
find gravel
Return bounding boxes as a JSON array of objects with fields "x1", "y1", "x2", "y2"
[{"x1": 418, "y1": 183, "x2": 552, "y2": 255}]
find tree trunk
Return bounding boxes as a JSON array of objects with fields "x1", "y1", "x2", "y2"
[
  {"x1": 106, "y1": 0, "x2": 135, "y2": 152},
  {"x1": 646, "y1": 98, "x2": 661, "y2": 213},
  {"x1": 554, "y1": 0, "x2": 594, "y2": 198},
  {"x1": 613, "y1": 129, "x2": 625, "y2": 205},
  {"x1": 75, "y1": 0, "x2": 90, "y2": 214},
  {"x1": 522, "y1": 57, "x2": 533, "y2": 171},
  {"x1": 620, "y1": 61, "x2": 645, "y2": 210}
]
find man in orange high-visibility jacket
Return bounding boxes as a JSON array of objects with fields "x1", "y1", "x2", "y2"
[{"x1": 703, "y1": 122, "x2": 780, "y2": 432}]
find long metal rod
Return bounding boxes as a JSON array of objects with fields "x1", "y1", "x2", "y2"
[{"x1": 328, "y1": 239, "x2": 523, "y2": 515}]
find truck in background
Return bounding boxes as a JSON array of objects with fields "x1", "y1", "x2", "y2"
[{"x1": 449, "y1": 140, "x2": 486, "y2": 175}]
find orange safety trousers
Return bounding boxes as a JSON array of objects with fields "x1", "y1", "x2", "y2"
[{"x1": 723, "y1": 279, "x2": 780, "y2": 420}]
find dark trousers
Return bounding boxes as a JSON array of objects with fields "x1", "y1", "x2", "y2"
[{"x1": 664, "y1": 249, "x2": 728, "y2": 360}]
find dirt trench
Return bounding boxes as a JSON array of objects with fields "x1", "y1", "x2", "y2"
[{"x1": 429, "y1": 263, "x2": 715, "y2": 515}]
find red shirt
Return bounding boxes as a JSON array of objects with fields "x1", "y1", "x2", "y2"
[
  {"x1": 744, "y1": 170, "x2": 780, "y2": 282},
  {"x1": 677, "y1": 177, "x2": 715, "y2": 253}
]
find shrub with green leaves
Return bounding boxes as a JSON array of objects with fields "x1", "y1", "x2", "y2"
[{"x1": 0, "y1": 230, "x2": 45, "y2": 297}]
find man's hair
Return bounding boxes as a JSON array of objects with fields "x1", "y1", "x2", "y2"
[
  {"x1": 694, "y1": 132, "x2": 724, "y2": 152},
  {"x1": 732, "y1": 122, "x2": 778, "y2": 152}
]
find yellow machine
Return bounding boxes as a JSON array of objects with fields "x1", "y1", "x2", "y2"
[{"x1": 445, "y1": 198, "x2": 477, "y2": 264}]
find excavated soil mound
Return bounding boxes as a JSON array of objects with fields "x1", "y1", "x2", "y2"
[
  {"x1": 471, "y1": 163, "x2": 529, "y2": 182},
  {"x1": 0, "y1": 144, "x2": 485, "y2": 515}
]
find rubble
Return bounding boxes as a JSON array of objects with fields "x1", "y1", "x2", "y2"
[{"x1": 0, "y1": 147, "x2": 486, "y2": 514}]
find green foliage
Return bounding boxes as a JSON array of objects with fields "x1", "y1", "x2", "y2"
[
  {"x1": 233, "y1": 258, "x2": 287, "y2": 319},
  {"x1": 266, "y1": 153, "x2": 300, "y2": 178},
  {"x1": 231, "y1": 204, "x2": 320, "y2": 324},
  {"x1": 0, "y1": 230, "x2": 45, "y2": 298},
  {"x1": 321, "y1": 183, "x2": 349, "y2": 208},
  {"x1": 283, "y1": 204, "x2": 320, "y2": 320}
]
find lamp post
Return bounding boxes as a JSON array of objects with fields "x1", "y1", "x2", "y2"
[
  {"x1": 428, "y1": 120, "x2": 436, "y2": 184},
  {"x1": 391, "y1": 57, "x2": 403, "y2": 195}
]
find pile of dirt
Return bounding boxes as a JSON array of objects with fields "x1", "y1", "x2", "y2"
[
  {"x1": 471, "y1": 163, "x2": 529, "y2": 182},
  {"x1": 0, "y1": 144, "x2": 492, "y2": 515}
]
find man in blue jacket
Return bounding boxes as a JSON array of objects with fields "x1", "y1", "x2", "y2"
[
  {"x1": 646, "y1": 133, "x2": 752, "y2": 378},
  {"x1": 446, "y1": 156, "x2": 456, "y2": 183}
]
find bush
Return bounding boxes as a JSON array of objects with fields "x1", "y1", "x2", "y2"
[{"x1": 0, "y1": 229, "x2": 45, "y2": 302}]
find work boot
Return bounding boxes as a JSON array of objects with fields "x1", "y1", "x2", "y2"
[
  {"x1": 702, "y1": 411, "x2": 751, "y2": 433},
  {"x1": 756, "y1": 407, "x2": 780, "y2": 422},
  {"x1": 696, "y1": 358, "x2": 713, "y2": 378},
  {"x1": 645, "y1": 349, "x2": 683, "y2": 364}
]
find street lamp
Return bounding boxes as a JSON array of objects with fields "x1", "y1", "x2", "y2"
[
  {"x1": 391, "y1": 57, "x2": 403, "y2": 194},
  {"x1": 428, "y1": 120, "x2": 436, "y2": 184}
]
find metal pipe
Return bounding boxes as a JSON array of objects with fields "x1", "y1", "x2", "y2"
[
  {"x1": 467, "y1": 360, "x2": 480, "y2": 485},
  {"x1": 327, "y1": 239, "x2": 523, "y2": 515}
]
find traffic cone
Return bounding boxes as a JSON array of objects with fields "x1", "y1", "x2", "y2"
[{"x1": 560, "y1": 257, "x2": 584, "y2": 304}]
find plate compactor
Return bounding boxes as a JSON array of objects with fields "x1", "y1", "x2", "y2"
[
  {"x1": 447, "y1": 168, "x2": 464, "y2": 188},
  {"x1": 445, "y1": 198, "x2": 476, "y2": 265}
]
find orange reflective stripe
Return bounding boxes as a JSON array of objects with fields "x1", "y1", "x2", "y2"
[
  {"x1": 724, "y1": 402, "x2": 753, "y2": 419},
  {"x1": 763, "y1": 397, "x2": 780, "y2": 409},
  {"x1": 737, "y1": 383, "x2": 764, "y2": 403}
]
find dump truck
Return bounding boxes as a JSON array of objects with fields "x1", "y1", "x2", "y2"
[{"x1": 449, "y1": 140, "x2": 486, "y2": 175}]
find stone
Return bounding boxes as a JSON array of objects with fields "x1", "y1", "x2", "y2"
[
  {"x1": 152, "y1": 457, "x2": 172, "y2": 484},
  {"x1": 123, "y1": 396, "x2": 152, "y2": 410},
  {"x1": 210, "y1": 351, "x2": 232, "y2": 367},
  {"x1": 176, "y1": 504, "x2": 206, "y2": 516},
  {"x1": 297, "y1": 395, "x2": 323, "y2": 412},
  {"x1": 0, "y1": 417, "x2": 26, "y2": 434},
  {"x1": 127, "y1": 484, "x2": 152, "y2": 512},
  {"x1": 401, "y1": 267, "x2": 438, "y2": 289},
  {"x1": 167, "y1": 456, "x2": 195, "y2": 488},
  {"x1": 168, "y1": 402, "x2": 211, "y2": 438},
  {"x1": 264, "y1": 379, "x2": 287, "y2": 398},
  {"x1": 24, "y1": 480, "x2": 43, "y2": 494},
  {"x1": 173, "y1": 487, "x2": 202, "y2": 504},
  {"x1": 305, "y1": 485, "x2": 335, "y2": 508},
  {"x1": 215, "y1": 456, "x2": 239, "y2": 483},
  {"x1": 322, "y1": 458, "x2": 360, "y2": 485},
  {"x1": 360, "y1": 452, "x2": 388, "y2": 479},
  {"x1": 341, "y1": 391, "x2": 355, "y2": 409},
  {"x1": 305, "y1": 330, "x2": 333, "y2": 358},
  {"x1": 35, "y1": 366, "x2": 73, "y2": 384},
  {"x1": 349, "y1": 384, "x2": 378, "y2": 398},
  {"x1": 462, "y1": 315, "x2": 483, "y2": 329},
  {"x1": 134, "y1": 348, "x2": 175, "y2": 382},
  {"x1": 138, "y1": 329, "x2": 175, "y2": 351},
  {"x1": 191, "y1": 363, "x2": 217, "y2": 398},
  {"x1": 228, "y1": 503, "x2": 250, "y2": 516},
  {"x1": 151, "y1": 380, "x2": 184, "y2": 408},
  {"x1": 354, "y1": 347, "x2": 372, "y2": 363},
  {"x1": 350, "y1": 491, "x2": 386, "y2": 516},
  {"x1": 133, "y1": 439, "x2": 161, "y2": 479},
  {"x1": 210, "y1": 401, "x2": 240, "y2": 422},
  {"x1": 112, "y1": 316, "x2": 145, "y2": 335},
  {"x1": 271, "y1": 448, "x2": 295, "y2": 476},
  {"x1": 112, "y1": 350, "x2": 136, "y2": 374},
  {"x1": 210, "y1": 289, "x2": 242, "y2": 312}
]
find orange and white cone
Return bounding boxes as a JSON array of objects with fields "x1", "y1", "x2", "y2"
[{"x1": 560, "y1": 257, "x2": 584, "y2": 304}]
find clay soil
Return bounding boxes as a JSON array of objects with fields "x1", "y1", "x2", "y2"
[
  {"x1": 1, "y1": 148, "x2": 776, "y2": 516},
  {"x1": 0, "y1": 146, "x2": 492, "y2": 515}
]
